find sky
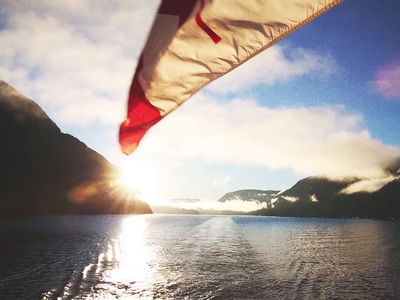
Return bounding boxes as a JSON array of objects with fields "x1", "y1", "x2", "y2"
[{"x1": 0, "y1": 0, "x2": 399, "y2": 208}]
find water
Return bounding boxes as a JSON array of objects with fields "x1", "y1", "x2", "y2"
[{"x1": 1, "y1": 215, "x2": 400, "y2": 299}]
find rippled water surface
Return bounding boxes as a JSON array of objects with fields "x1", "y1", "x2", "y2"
[{"x1": 1, "y1": 215, "x2": 400, "y2": 299}]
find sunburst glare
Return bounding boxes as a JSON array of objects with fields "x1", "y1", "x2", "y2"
[{"x1": 118, "y1": 159, "x2": 156, "y2": 204}]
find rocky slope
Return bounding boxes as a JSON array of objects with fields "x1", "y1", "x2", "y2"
[{"x1": 0, "y1": 80, "x2": 152, "y2": 216}]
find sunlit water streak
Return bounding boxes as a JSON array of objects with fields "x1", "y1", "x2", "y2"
[{"x1": 1, "y1": 215, "x2": 400, "y2": 299}]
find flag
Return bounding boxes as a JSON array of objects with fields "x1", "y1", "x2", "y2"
[{"x1": 120, "y1": 0, "x2": 344, "y2": 155}]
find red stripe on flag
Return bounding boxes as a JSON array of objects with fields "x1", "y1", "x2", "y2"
[
  {"x1": 195, "y1": 0, "x2": 221, "y2": 44},
  {"x1": 119, "y1": 62, "x2": 162, "y2": 155}
]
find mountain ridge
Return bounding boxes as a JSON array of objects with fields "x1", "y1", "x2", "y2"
[
  {"x1": 0, "y1": 80, "x2": 152, "y2": 216},
  {"x1": 252, "y1": 176, "x2": 400, "y2": 219},
  {"x1": 218, "y1": 189, "x2": 279, "y2": 206}
]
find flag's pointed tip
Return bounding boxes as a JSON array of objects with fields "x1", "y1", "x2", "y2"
[
  {"x1": 119, "y1": 118, "x2": 138, "y2": 155},
  {"x1": 121, "y1": 143, "x2": 138, "y2": 156}
]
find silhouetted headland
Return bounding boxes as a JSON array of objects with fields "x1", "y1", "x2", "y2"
[{"x1": 0, "y1": 80, "x2": 152, "y2": 216}]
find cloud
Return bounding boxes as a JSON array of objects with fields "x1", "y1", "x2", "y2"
[
  {"x1": 1, "y1": 0, "x2": 398, "y2": 186},
  {"x1": 206, "y1": 46, "x2": 338, "y2": 94},
  {"x1": 274, "y1": 196, "x2": 298, "y2": 203},
  {"x1": 0, "y1": 0, "x2": 159, "y2": 127},
  {"x1": 340, "y1": 176, "x2": 399, "y2": 194},
  {"x1": 0, "y1": 0, "x2": 340, "y2": 132},
  {"x1": 139, "y1": 93, "x2": 399, "y2": 179},
  {"x1": 213, "y1": 176, "x2": 232, "y2": 187},
  {"x1": 168, "y1": 198, "x2": 267, "y2": 212},
  {"x1": 310, "y1": 194, "x2": 319, "y2": 202},
  {"x1": 375, "y1": 57, "x2": 400, "y2": 99},
  {"x1": 170, "y1": 198, "x2": 201, "y2": 204}
]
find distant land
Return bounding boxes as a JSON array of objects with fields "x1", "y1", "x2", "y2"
[
  {"x1": 0, "y1": 80, "x2": 152, "y2": 216},
  {"x1": 152, "y1": 190, "x2": 279, "y2": 215},
  {"x1": 253, "y1": 175, "x2": 400, "y2": 219},
  {"x1": 155, "y1": 172, "x2": 400, "y2": 219},
  {"x1": 151, "y1": 205, "x2": 200, "y2": 215},
  {"x1": 218, "y1": 189, "x2": 279, "y2": 209}
]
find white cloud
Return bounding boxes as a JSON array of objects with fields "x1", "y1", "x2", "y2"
[
  {"x1": 169, "y1": 198, "x2": 267, "y2": 212},
  {"x1": 279, "y1": 196, "x2": 298, "y2": 203},
  {"x1": 0, "y1": 0, "x2": 340, "y2": 132},
  {"x1": 1, "y1": 0, "x2": 398, "y2": 191},
  {"x1": 139, "y1": 93, "x2": 399, "y2": 179},
  {"x1": 0, "y1": 0, "x2": 159, "y2": 127},
  {"x1": 213, "y1": 175, "x2": 232, "y2": 187},
  {"x1": 206, "y1": 46, "x2": 338, "y2": 94},
  {"x1": 340, "y1": 176, "x2": 399, "y2": 194}
]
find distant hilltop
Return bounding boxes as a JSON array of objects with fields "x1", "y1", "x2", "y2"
[
  {"x1": 213, "y1": 166, "x2": 400, "y2": 219},
  {"x1": 252, "y1": 175, "x2": 400, "y2": 219},
  {"x1": 214, "y1": 174, "x2": 400, "y2": 219},
  {"x1": 218, "y1": 189, "x2": 279, "y2": 207},
  {"x1": 0, "y1": 80, "x2": 152, "y2": 216}
]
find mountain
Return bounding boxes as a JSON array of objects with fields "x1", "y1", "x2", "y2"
[
  {"x1": 0, "y1": 80, "x2": 152, "y2": 216},
  {"x1": 151, "y1": 196, "x2": 252, "y2": 215},
  {"x1": 151, "y1": 205, "x2": 200, "y2": 214},
  {"x1": 218, "y1": 189, "x2": 279, "y2": 209},
  {"x1": 253, "y1": 176, "x2": 400, "y2": 219}
]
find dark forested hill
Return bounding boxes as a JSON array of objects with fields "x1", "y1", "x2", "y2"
[
  {"x1": 0, "y1": 80, "x2": 152, "y2": 216},
  {"x1": 253, "y1": 176, "x2": 400, "y2": 219}
]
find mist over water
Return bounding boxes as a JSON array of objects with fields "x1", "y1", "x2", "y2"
[{"x1": 1, "y1": 215, "x2": 400, "y2": 299}]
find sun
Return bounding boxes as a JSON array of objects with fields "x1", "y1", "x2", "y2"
[{"x1": 119, "y1": 160, "x2": 155, "y2": 202}]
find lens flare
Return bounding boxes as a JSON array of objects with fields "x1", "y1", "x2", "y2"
[{"x1": 119, "y1": 160, "x2": 155, "y2": 203}]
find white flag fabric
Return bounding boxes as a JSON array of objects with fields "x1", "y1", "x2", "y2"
[{"x1": 120, "y1": 0, "x2": 344, "y2": 155}]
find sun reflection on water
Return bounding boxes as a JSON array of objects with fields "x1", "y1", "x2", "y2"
[
  {"x1": 107, "y1": 217, "x2": 153, "y2": 278},
  {"x1": 48, "y1": 216, "x2": 163, "y2": 300},
  {"x1": 98, "y1": 216, "x2": 158, "y2": 298}
]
